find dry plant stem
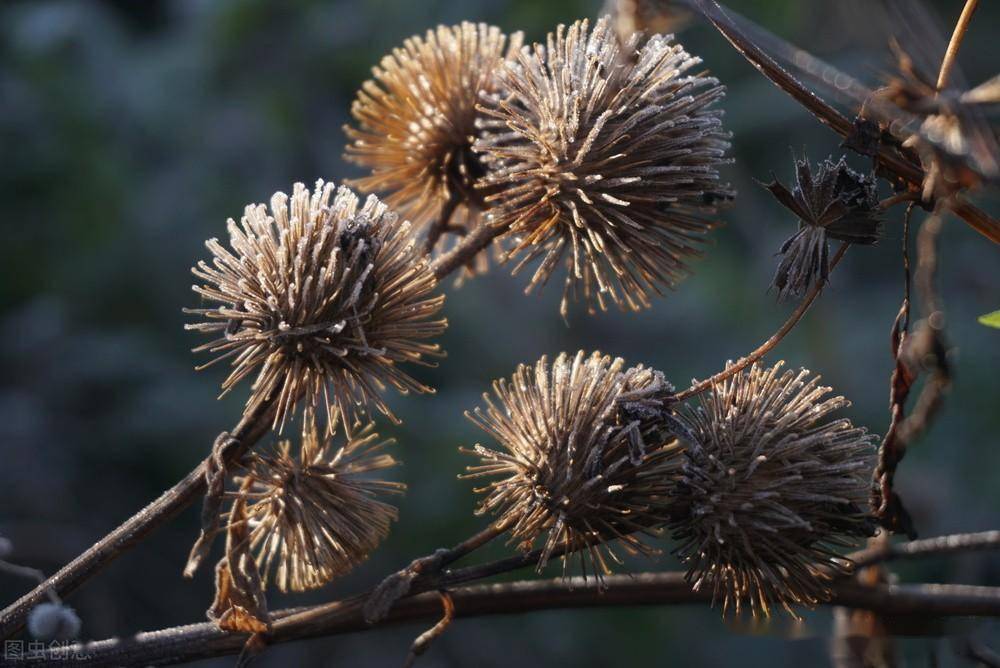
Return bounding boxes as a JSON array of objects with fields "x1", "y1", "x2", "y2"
[
  {"x1": 421, "y1": 192, "x2": 461, "y2": 257},
  {"x1": 0, "y1": 396, "x2": 278, "y2": 641},
  {"x1": 936, "y1": 0, "x2": 979, "y2": 92},
  {"x1": 850, "y1": 530, "x2": 1000, "y2": 571},
  {"x1": 29, "y1": 574, "x2": 1000, "y2": 667},
  {"x1": 364, "y1": 522, "x2": 508, "y2": 623},
  {"x1": 691, "y1": 0, "x2": 1000, "y2": 245},
  {"x1": 675, "y1": 242, "x2": 848, "y2": 401},
  {"x1": 430, "y1": 221, "x2": 508, "y2": 280},
  {"x1": 402, "y1": 591, "x2": 454, "y2": 668}
]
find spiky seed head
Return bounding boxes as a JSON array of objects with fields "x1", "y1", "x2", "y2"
[
  {"x1": 474, "y1": 16, "x2": 733, "y2": 317},
  {"x1": 670, "y1": 361, "x2": 876, "y2": 618},
  {"x1": 765, "y1": 155, "x2": 882, "y2": 301},
  {"x1": 344, "y1": 22, "x2": 522, "y2": 231},
  {"x1": 231, "y1": 412, "x2": 404, "y2": 593},
  {"x1": 463, "y1": 351, "x2": 684, "y2": 583},
  {"x1": 186, "y1": 180, "x2": 447, "y2": 433}
]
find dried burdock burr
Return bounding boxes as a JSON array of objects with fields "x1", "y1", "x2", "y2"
[
  {"x1": 765, "y1": 155, "x2": 882, "y2": 301},
  {"x1": 227, "y1": 411, "x2": 404, "y2": 593},
  {"x1": 669, "y1": 361, "x2": 876, "y2": 617},
  {"x1": 462, "y1": 351, "x2": 685, "y2": 583},
  {"x1": 475, "y1": 16, "x2": 733, "y2": 317},
  {"x1": 186, "y1": 179, "x2": 447, "y2": 433},
  {"x1": 344, "y1": 23, "x2": 522, "y2": 238}
]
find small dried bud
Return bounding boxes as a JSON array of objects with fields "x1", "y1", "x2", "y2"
[
  {"x1": 344, "y1": 23, "x2": 522, "y2": 231},
  {"x1": 765, "y1": 156, "x2": 882, "y2": 301},
  {"x1": 475, "y1": 16, "x2": 733, "y2": 317},
  {"x1": 463, "y1": 351, "x2": 685, "y2": 582},
  {"x1": 27, "y1": 602, "x2": 81, "y2": 641},
  {"x1": 187, "y1": 180, "x2": 447, "y2": 433},
  {"x1": 230, "y1": 414, "x2": 404, "y2": 593},
  {"x1": 669, "y1": 361, "x2": 876, "y2": 617}
]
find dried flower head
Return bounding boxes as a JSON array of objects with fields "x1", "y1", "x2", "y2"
[
  {"x1": 463, "y1": 351, "x2": 685, "y2": 581},
  {"x1": 475, "y1": 17, "x2": 733, "y2": 317},
  {"x1": 765, "y1": 156, "x2": 882, "y2": 300},
  {"x1": 344, "y1": 22, "x2": 522, "y2": 232},
  {"x1": 187, "y1": 180, "x2": 447, "y2": 433},
  {"x1": 669, "y1": 361, "x2": 876, "y2": 617},
  {"x1": 230, "y1": 413, "x2": 404, "y2": 593}
]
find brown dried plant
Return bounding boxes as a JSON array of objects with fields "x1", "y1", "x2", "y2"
[
  {"x1": 344, "y1": 23, "x2": 522, "y2": 240},
  {"x1": 186, "y1": 180, "x2": 447, "y2": 434},
  {"x1": 462, "y1": 351, "x2": 685, "y2": 583},
  {"x1": 669, "y1": 361, "x2": 876, "y2": 617},
  {"x1": 225, "y1": 411, "x2": 404, "y2": 593},
  {"x1": 475, "y1": 16, "x2": 733, "y2": 317}
]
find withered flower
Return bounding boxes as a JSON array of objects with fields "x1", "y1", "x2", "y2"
[
  {"x1": 344, "y1": 22, "x2": 522, "y2": 232},
  {"x1": 463, "y1": 351, "x2": 685, "y2": 582},
  {"x1": 669, "y1": 361, "x2": 876, "y2": 617},
  {"x1": 475, "y1": 16, "x2": 733, "y2": 317},
  {"x1": 765, "y1": 156, "x2": 882, "y2": 300},
  {"x1": 187, "y1": 180, "x2": 447, "y2": 433},
  {"x1": 231, "y1": 413, "x2": 404, "y2": 593}
]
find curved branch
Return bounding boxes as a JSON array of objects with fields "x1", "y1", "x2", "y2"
[
  {"x1": 27, "y1": 575, "x2": 1000, "y2": 667},
  {"x1": 675, "y1": 242, "x2": 849, "y2": 401}
]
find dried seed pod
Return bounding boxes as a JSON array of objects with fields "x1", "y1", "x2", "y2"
[
  {"x1": 230, "y1": 413, "x2": 404, "y2": 593},
  {"x1": 344, "y1": 23, "x2": 522, "y2": 234},
  {"x1": 670, "y1": 361, "x2": 876, "y2": 617},
  {"x1": 475, "y1": 16, "x2": 733, "y2": 317},
  {"x1": 186, "y1": 180, "x2": 447, "y2": 433},
  {"x1": 463, "y1": 351, "x2": 685, "y2": 582},
  {"x1": 765, "y1": 155, "x2": 882, "y2": 300}
]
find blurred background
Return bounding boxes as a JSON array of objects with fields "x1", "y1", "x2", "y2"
[{"x1": 1, "y1": 0, "x2": 998, "y2": 665}]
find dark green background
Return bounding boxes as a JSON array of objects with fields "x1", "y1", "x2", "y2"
[{"x1": 1, "y1": 1, "x2": 998, "y2": 665}]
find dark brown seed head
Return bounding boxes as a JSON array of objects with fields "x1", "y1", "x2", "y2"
[
  {"x1": 186, "y1": 180, "x2": 447, "y2": 433},
  {"x1": 474, "y1": 16, "x2": 733, "y2": 317},
  {"x1": 765, "y1": 156, "x2": 882, "y2": 301},
  {"x1": 669, "y1": 361, "x2": 876, "y2": 617},
  {"x1": 231, "y1": 413, "x2": 404, "y2": 593},
  {"x1": 462, "y1": 351, "x2": 685, "y2": 583},
  {"x1": 344, "y1": 23, "x2": 522, "y2": 231}
]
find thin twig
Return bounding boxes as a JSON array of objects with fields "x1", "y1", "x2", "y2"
[
  {"x1": 430, "y1": 221, "x2": 509, "y2": 281},
  {"x1": 422, "y1": 192, "x2": 462, "y2": 257},
  {"x1": 936, "y1": 0, "x2": 979, "y2": 93},
  {"x1": 675, "y1": 242, "x2": 849, "y2": 401},
  {"x1": 850, "y1": 530, "x2": 1000, "y2": 571},
  {"x1": 365, "y1": 522, "x2": 507, "y2": 623},
  {"x1": 402, "y1": 590, "x2": 454, "y2": 668},
  {"x1": 28, "y1": 574, "x2": 1000, "y2": 667},
  {"x1": 873, "y1": 204, "x2": 916, "y2": 537}
]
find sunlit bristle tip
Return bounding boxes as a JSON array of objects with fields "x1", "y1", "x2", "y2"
[
  {"x1": 669, "y1": 361, "x2": 877, "y2": 618},
  {"x1": 474, "y1": 16, "x2": 733, "y2": 317}
]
